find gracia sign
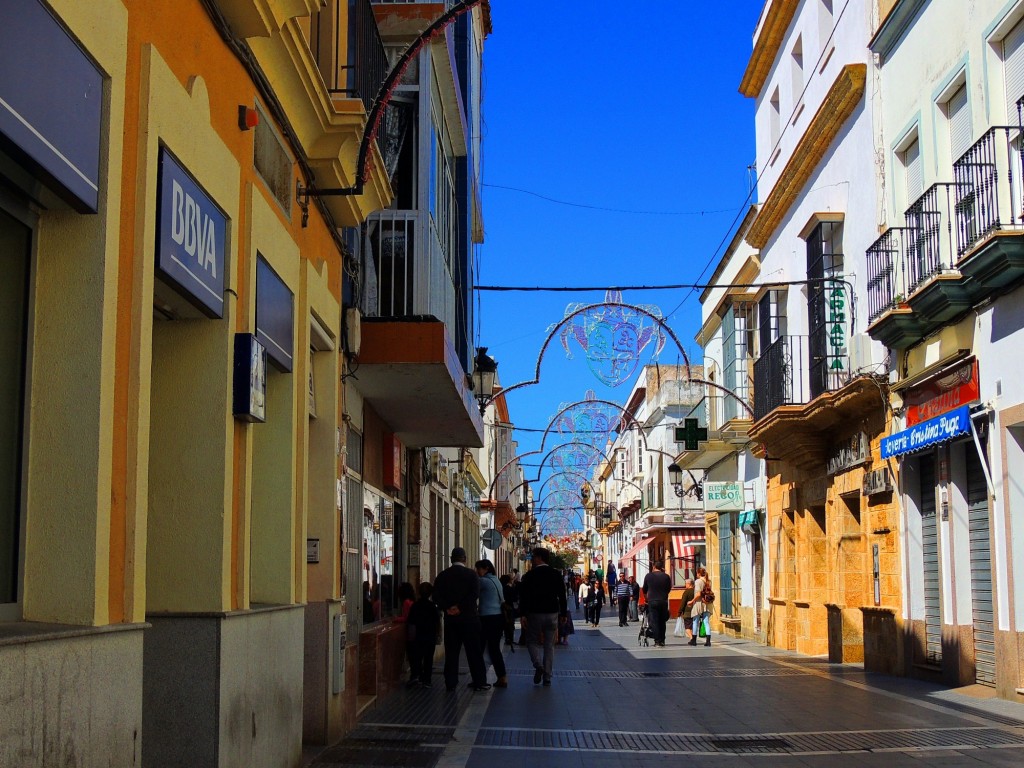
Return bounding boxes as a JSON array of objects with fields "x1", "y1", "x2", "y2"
[{"x1": 880, "y1": 405, "x2": 971, "y2": 459}]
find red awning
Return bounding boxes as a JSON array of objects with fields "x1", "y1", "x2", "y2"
[
  {"x1": 622, "y1": 536, "x2": 655, "y2": 562},
  {"x1": 672, "y1": 529, "x2": 704, "y2": 558}
]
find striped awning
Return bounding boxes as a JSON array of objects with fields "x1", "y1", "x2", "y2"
[{"x1": 672, "y1": 529, "x2": 704, "y2": 558}]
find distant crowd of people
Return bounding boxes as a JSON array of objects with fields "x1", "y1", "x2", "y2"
[{"x1": 393, "y1": 552, "x2": 715, "y2": 692}]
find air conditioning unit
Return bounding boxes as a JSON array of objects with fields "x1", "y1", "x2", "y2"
[
  {"x1": 344, "y1": 307, "x2": 361, "y2": 356},
  {"x1": 847, "y1": 333, "x2": 876, "y2": 374}
]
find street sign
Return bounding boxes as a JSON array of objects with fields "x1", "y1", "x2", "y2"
[{"x1": 481, "y1": 528, "x2": 503, "y2": 550}]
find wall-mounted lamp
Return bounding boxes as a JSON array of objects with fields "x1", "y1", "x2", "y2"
[
  {"x1": 472, "y1": 347, "x2": 498, "y2": 415},
  {"x1": 669, "y1": 462, "x2": 703, "y2": 500}
]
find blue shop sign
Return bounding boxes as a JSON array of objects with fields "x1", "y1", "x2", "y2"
[
  {"x1": 155, "y1": 148, "x2": 227, "y2": 318},
  {"x1": 880, "y1": 405, "x2": 971, "y2": 459},
  {"x1": 0, "y1": 0, "x2": 103, "y2": 212},
  {"x1": 256, "y1": 256, "x2": 294, "y2": 372}
]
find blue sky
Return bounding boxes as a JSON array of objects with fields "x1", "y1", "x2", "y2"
[{"x1": 475, "y1": 2, "x2": 763, "y2": 524}]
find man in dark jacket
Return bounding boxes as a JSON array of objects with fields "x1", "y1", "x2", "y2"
[
  {"x1": 642, "y1": 561, "x2": 673, "y2": 647},
  {"x1": 432, "y1": 547, "x2": 489, "y2": 691},
  {"x1": 518, "y1": 547, "x2": 567, "y2": 686}
]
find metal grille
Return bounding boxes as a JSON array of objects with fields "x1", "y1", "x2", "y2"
[
  {"x1": 953, "y1": 127, "x2": 1024, "y2": 256},
  {"x1": 806, "y1": 221, "x2": 847, "y2": 399},
  {"x1": 905, "y1": 183, "x2": 958, "y2": 293},
  {"x1": 474, "y1": 726, "x2": 1024, "y2": 755}
]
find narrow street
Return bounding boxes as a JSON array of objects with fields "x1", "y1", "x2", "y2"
[{"x1": 309, "y1": 609, "x2": 1024, "y2": 768}]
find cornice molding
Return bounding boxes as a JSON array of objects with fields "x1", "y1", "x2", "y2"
[
  {"x1": 739, "y1": 0, "x2": 799, "y2": 99},
  {"x1": 746, "y1": 63, "x2": 867, "y2": 250}
]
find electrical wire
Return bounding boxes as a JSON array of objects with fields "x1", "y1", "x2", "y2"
[{"x1": 482, "y1": 183, "x2": 736, "y2": 216}]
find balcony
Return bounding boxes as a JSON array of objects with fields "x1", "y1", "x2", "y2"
[
  {"x1": 868, "y1": 129, "x2": 1024, "y2": 349},
  {"x1": 672, "y1": 393, "x2": 752, "y2": 471},
  {"x1": 353, "y1": 208, "x2": 480, "y2": 448},
  {"x1": 750, "y1": 336, "x2": 880, "y2": 469},
  {"x1": 221, "y1": 0, "x2": 394, "y2": 223}
]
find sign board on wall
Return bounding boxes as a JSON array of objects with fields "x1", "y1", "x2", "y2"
[
  {"x1": 905, "y1": 359, "x2": 980, "y2": 426},
  {"x1": 232, "y1": 333, "x2": 266, "y2": 422},
  {"x1": 827, "y1": 432, "x2": 869, "y2": 475},
  {"x1": 881, "y1": 405, "x2": 971, "y2": 459},
  {"x1": 256, "y1": 256, "x2": 294, "y2": 371},
  {"x1": 703, "y1": 481, "x2": 744, "y2": 512},
  {"x1": 156, "y1": 147, "x2": 228, "y2": 318},
  {"x1": 0, "y1": 0, "x2": 102, "y2": 212},
  {"x1": 862, "y1": 468, "x2": 893, "y2": 496}
]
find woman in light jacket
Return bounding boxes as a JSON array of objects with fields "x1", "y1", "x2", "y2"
[
  {"x1": 688, "y1": 566, "x2": 711, "y2": 647},
  {"x1": 475, "y1": 559, "x2": 508, "y2": 687}
]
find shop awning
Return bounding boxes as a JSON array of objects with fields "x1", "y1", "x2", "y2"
[
  {"x1": 737, "y1": 510, "x2": 759, "y2": 528},
  {"x1": 622, "y1": 536, "x2": 655, "y2": 562},
  {"x1": 671, "y1": 529, "x2": 703, "y2": 558},
  {"x1": 880, "y1": 405, "x2": 970, "y2": 459}
]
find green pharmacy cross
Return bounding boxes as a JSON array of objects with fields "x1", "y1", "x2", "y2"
[{"x1": 674, "y1": 418, "x2": 708, "y2": 451}]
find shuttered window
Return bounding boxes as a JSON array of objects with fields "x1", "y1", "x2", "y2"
[
  {"x1": 946, "y1": 84, "x2": 971, "y2": 163},
  {"x1": 902, "y1": 138, "x2": 923, "y2": 207},
  {"x1": 1003, "y1": 16, "x2": 1024, "y2": 124}
]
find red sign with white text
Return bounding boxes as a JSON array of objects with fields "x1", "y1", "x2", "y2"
[{"x1": 905, "y1": 360, "x2": 979, "y2": 426}]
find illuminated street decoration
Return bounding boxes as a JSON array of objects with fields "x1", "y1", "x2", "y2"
[
  {"x1": 552, "y1": 390, "x2": 618, "y2": 452},
  {"x1": 556, "y1": 290, "x2": 667, "y2": 387}
]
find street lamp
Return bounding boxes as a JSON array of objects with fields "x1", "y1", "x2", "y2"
[
  {"x1": 471, "y1": 347, "x2": 497, "y2": 415},
  {"x1": 669, "y1": 462, "x2": 703, "y2": 500}
]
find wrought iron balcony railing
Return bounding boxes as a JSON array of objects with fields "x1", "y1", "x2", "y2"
[
  {"x1": 953, "y1": 126, "x2": 1024, "y2": 256},
  {"x1": 906, "y1": 182, "x2": 959, "y2": 292},
  {"x1": 866, "y1": 227, "x2": 912, "y2": 323},
  {"x1": 311, "y1": 0, "x2": 388, "y2": 113},
  {"x1": 752, "y1": 334, "x2": 847, "y2": 421}
]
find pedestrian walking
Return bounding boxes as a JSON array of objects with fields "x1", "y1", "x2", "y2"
[
  {"x1": 688, "y1": 566, "x2": 713, "y2": 647},
  {"x1": 405, "y1": 582, "x2": 440, "y2": 687},
  {"x1": 674, "y1": 578, "x2": 695, "y2": 640},
  {"x1": 642, "y1": 561, "x2": 672, "y2": 647},
  {"x1": 577, "y1": 577, "x2": 591, "y2": 621},
  {"x1": 615, "y1": 577, "x2": 631, "y2": 626},
  {"x1": 572, "y1": 572, "x2": 581, "y2": 609},
  {"x1": 475, "y1": 559, "x2": 508, "y2": 688},
  {"x1": 628, "y1": 575, "x2": 640, "y2": 622},
  {"x1": 500, "y1": 574, "x2": 518, "y2": 650},
  {"x1": 518, "y1": 547, "x2": 567, "y2": 686},
  {"x1": 432, "y1": 547, "x2": 490, "y2": 692}
]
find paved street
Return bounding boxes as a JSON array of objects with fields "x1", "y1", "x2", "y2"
[{"x1": 308, "y1": 607, "x2": 1024, "y2": 768}]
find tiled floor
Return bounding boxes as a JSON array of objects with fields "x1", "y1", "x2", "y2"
[{"x1": 308, "y1": 613, "x2": 1024, "y2": 768}]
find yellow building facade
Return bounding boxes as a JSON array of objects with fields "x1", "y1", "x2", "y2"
[{"x1": 0, "y1": 0, "x2": 392, "y2": 764}]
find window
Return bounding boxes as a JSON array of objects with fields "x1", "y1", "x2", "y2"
[
  {"x1": 791, "y1": 36, "x2": 804, "y2": 109},
  {"x1": 806, "y1": 221, "x2": 846, "y2": 398},
  {"x1": 347, "y1": 425, "x2": 363, "y2": 475},
  {"x1": 818, "y1": 0, "x2": 834, "y2": 52},
  {"x1": 1003, "y1": 15, "x2": 1024, "y2": 124},
  {"x1": 900, "y1": 136, "x2": 924, "y2": 208},
  {"x1": 769, "y1": 88, "x2": 781, "y2": 152},
  {"x1": 0, "y1": 206, "x2": 31, "y2": 614},
  {"x1": 945, "y1": 83, "x2": 971, "y2": 163},
  {"x1": 723, "y1": 302, "x2": 756, "y2": 421},
  {"x1": 758, "y1": 289, "x2": 785, "y2": 354}
]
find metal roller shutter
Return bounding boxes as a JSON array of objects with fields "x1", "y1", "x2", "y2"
[
  {"x1": 947, "y1": 84, "x2": 971, "y2": 162},
  {"x1": 1004, "y1": 16, "x2": 1024, "y2": 125},
  {"x1": 904, "y1": 138, "x2": 924, "y2": 205},
  {"x1": 920, "y1": 455, "x2": 942, "y2": 664},
  {"x1": 966, "y1": 445, "x2": 995, "y2": 686}
]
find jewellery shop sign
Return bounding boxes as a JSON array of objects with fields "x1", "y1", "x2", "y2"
[{"x1": 880, "y1": 405, "x2": 971, "y2": 459}]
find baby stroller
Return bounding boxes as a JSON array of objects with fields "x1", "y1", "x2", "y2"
[{"x1": 637, "y1": 608, "x2": 652, "y2": 647}]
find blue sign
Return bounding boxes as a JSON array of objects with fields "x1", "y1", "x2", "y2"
[
  {"x1": 256, "y1": 256, "x2": 294, "y2": 372},
  {"x1": 880, "y1": 405, "x2": 971, "y2": 459},
  {"x1": 0, "y1": 0, "x2": 103, "y2": 212},
  {"x1": 156, "y1": 148, "x2": 227, "y2": 318},
  {"x1": 233, "y1": 333, "x2": 266, "y2": 423}
]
